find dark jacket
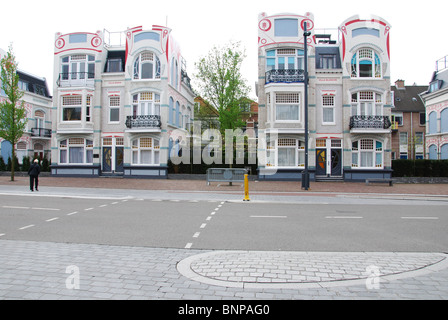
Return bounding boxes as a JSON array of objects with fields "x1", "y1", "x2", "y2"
[{"x1": 28, "y1": 163, "x2": 41, "y2": 177}]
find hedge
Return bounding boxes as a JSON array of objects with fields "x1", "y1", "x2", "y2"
[{"x1": 392, "y1": 160, "x2": 448, "y2": 177}]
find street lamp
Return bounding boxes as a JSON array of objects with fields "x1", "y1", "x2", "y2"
[{"x1": 302, "y1": 22, "x2": 311, "y2": 190}]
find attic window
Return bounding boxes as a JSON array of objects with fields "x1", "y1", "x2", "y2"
[{"x1": 430, "y1": 80, "x2": 443, "y2": 93}]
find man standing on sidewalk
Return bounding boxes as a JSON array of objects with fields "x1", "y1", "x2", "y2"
[{"x1": 28, "y1": 159, "x2": 41, "y2": 192}]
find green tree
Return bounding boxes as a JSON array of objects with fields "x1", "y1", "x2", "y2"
[
  {"x1": 0, "y1": 46, "x2": 28, "y2": 181},
  {"x1": 194, "y1": 41, "x2": 250, "y2": 134}
]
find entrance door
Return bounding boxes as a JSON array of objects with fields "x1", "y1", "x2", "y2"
[
  {"x1": 315, "y1": 139, "x2": 343, "y2": 178},
  {"x1": 102, "y1": 137, "x2": 124, "y2": 174}
]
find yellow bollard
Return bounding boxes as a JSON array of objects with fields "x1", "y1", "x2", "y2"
[{"x1": 243, "y1": 174, "x2": 250, "y2": 201}]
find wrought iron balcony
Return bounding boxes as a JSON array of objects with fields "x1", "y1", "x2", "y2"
[
  {"x1": 265, "y1": 69, "x2": 305, "y2": 84},
  {"x1": 350, "y1": 116, "x2": 392, "y2": 130},
  {"x1": 31, "y1": 128, "x2": 52, "y2": 138},
  {"x1": 126, "y1": 115, "x2": 162, "y2": 129}
]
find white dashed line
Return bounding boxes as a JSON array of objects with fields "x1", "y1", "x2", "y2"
[
  {"x1": 84, "y1": 208, "x2": 94, "y2": 211},
  {"x1": 67, "y1": 212, "x2": 78, "y2": 216},
  {"x1": 200, "y1": 223, "x2": 207, "y2": 229},
  {"x1": 185, "y1": 243, "x2": 193, "y2": 249},
  {"x1": 193, "y1": 232, "x2": 200, "y2": 238},
  {"x1": 401, "y1": 217, "x2": 439, "y2": 220},
  {"x1": 46, "y1": 217, "x2": 59, "y2": 222},
  {"x1": 19, "y1": 225, "x2": 35, "y2": 230}
]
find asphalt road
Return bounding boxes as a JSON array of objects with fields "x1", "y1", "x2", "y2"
[{"x1": 1, "y1": 194, "x2": 447, "y2": 253}]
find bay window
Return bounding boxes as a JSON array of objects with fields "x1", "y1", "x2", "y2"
[
  {"x1": 62, "y1": 95, "x2": 82, "y2": 121},
  {"x1": 275, "y1": 93, "x2": 300, "y2": 121},
  {"x1": 59, "y1": 138, "x2": 93, "y2": 164}
]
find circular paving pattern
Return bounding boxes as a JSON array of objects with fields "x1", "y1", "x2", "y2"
[{"x1": 177, "y1": 251, "x2": 448, "y2": 289}]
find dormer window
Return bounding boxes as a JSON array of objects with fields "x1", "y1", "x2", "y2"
[
  {"x1": 429, "y1": 80, "x2": 443, "y2": 93},
  {"x1": 133, "y1": 51, "x2": 161, "y2": 80}
]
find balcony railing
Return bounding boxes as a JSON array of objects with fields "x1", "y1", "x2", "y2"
[
  {"x1": 57, "y1": 72, "x2": 95, "y2": 87},
  {"x1": 350, "y1": 116, "x2": 392, "y2": 130},
  {"x1": 31, "y1": 128, "x2": 52, "y2": 138},
  {"x1": 126, "y1": 115, "x2": 162, "y2": 129},
  {"x1": 265, "y1": 69, "x2": 305, "y2": 84}
]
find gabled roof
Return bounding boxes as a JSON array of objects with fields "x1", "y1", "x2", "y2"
[{"x1": 391, "y1": 84, "x2": 426, "y2": 112}]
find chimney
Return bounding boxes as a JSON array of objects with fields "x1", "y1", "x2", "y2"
[{"x1": 395, "y1": 79, "x2": 406, "y2": 90}]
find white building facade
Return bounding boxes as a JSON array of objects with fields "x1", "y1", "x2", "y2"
[
  {"x1": 257, "y1": 13, "x2": 393, "y2": 181},
  {"x1": 51, "y1": 26, "x2": 195, "y2": 178},
  {"x1": 1, "y1": 48, "x2": 52, "y2": 165}
]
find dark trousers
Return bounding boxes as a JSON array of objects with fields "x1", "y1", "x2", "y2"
[{"x1": 30, "y1": 175, "x2": 39, "y2": 191}]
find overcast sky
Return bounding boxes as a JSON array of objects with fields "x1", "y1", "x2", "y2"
[{"x1": 1, "y1": 0, "x2": 446, "y2": 99}]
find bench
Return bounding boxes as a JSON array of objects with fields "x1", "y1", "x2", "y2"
[
  {"x1": 206, "y1": 168, "x2": 247, "y2": 186},
  {"x1": 365, "y1": 178, "x2": 394, "y2": 186}
]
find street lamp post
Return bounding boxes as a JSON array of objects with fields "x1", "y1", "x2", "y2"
[{"x1": 302, "y1": 22, "x2": 311, "y2": 190}]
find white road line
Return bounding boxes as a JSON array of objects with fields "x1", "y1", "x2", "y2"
[
  {"x1": 19, "y1": 225, "x2": 35, "y2": 230},
  {"x1": 250, "y1": 216, "x2": 287, "y2": 219},
  {"x1": 84, "y1": 208, "x2": 94, "y2": 211},
  {"x1": 111, "y1": 202, "x2": 119, "y2": 205},
  {"x1": 3, "y1": 206, "x2": 30, "y2": 210},
  {"x1": 193, "y1": 232, "x2": 200, "y2": 238},
  {"x1": 99, "y1": 205, "x2": 107, "y2": 208},
  {"x1": 214, "y1": 208, "x2": 220, "y2": 211},
  {"x1": 67, "y1": 212, "x2": 78, "y2": 216},
  {"x1": 0, "y1": 234, "x2": 5, "y2": 237},
  {"x1": 325, "y1": 216, "x2": 364, "y2": 219},
  {"x1": 206, "y1": 216, "x2": 212, "y2": 221},
  {"x1": 46, "y1": 217, "x2": 59, "y2": 222},
  {"x1": 200, "y1": 223, "x2": 207, "y2": 229},
  {"x1": 32, "y1": 207, "x2": 60, "y2": 211},
  {"x1": 211, "y1": 212, "x2": 216, "y2": 215},
  {"x1": 401, "y1": 217, "x2": 439, "y2": 220},
  {"x1": 185, "y1": 243, "x2": 193, "y2": 249}
]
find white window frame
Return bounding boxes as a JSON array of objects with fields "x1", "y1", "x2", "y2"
[
  {"x1": 109, "y1": 96, "x2": 120, "y2": 123},
  {"x1": 61, "y1": 54, "x2": 95, "y2": 80},
  {"x1": 133, "y1": 51, "x2": 161, "y2": 80},
  {"x1": 275, "y1": 93, "x2": 300, "y2": 122},
  {"x1": 59, "y1": 138, "x2": 94, "y2": 165},
  {"x1": 266, "y1": 49, "x2": 304, "y2": 71},
  {"x1": 132, "y1": 92, "x2": 161, "y2": 117},
  {"x1": 131, "y1": 137, "x2": 160, "y2": 166},
  {"x1": 266, "y1": 138, "x2": 305, "y2": 168},
  {"x1": 351, "y1": 48, "x2": 382, "y2": 79},
  {"x1": 61, "y1": 95, "x2": 82, "y2": 122},
  {"x1": 351, "y1": 91, "x2": 383, "y2": 116},
  {"x1": 352, "y1": 139, "x2": 383, "y2": 169},
  {"x1": 322, "y1": 95, "x2": 335, "y2": 125}
]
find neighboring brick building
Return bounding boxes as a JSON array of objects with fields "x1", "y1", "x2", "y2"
[{"x1": 391, "y1": 80, "x2": 427, "y2": 160}]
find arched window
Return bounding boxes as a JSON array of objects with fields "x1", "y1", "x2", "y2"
[
  {"x1": 352, "y1": 139, "x2": 383, "y2": 169},
  {"x1": 441, "y1": 144, "x2": 448, "y2": 160},
  {"x1": 351, "y1": 48, "x2": 381, "y2": 78},
  {"x1": 131, "y1": 137, "x2": 160, "y2": 165},
  {"x1": 429, "y1": 144, "x2": 438, "y2": 160},
  {"x1": 441, "y1": 108, "x2": 448, "y2": 133},
  {"x1": 428, "y1": 111, "x2": 438, "y2": 134},
  {"x1": 133, "y1": 51, "x2": 161, "y2": 80}
]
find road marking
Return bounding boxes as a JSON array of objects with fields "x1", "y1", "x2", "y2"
[
  {"x1": 111, "y1": 202, "x2": 119, "y2": 205},
  {"x1": 19, "y1": 225, "x2": 35, "y2": 230},
  {"x1": 0, "y1": 234, "x2": 5, "y2": 237},
  {"x1": 401, "y1": 217, "x2": 439, "y2": 220},
  {"x1": 46, "y1": 217, "x2": 59, "y2": 222},
  {"x1": 32, "y1": 207, "x2": 60, "y2": 211},
  {"x1": 250, "y1": 215, "x2": 287, "y2": 219},
  {"x1": 325, "y1": 216, "x2": 363, "y2": 219},
  {"x1": 211, "y1": 212, "x2": 216, "y2": 215},
  {"x1": 67, "y1": 211, "x2": 78, "y2": 216},
  {"x1": 99, "y1": 205, "x2": 107, "y2": 208},
  {"x1": 85, "y1": 208, "x2": 94, "y2": 211},
  {"x1": 200, "y1": 223, "x2": 207, "y2": 229},
  {"x1": 193, "y1": 232, "x2": 200, "y2": 238},
  {"x1": 3, "y1": 206, "x2": 30, "y2": 210},
  {"x1": 206, "y1": 216, "x2": 212, "y2": 221},
  {"x1": 185, "y1": 243, "x2": 193, "y2": 249}
]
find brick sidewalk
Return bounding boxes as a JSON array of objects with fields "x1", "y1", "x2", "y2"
[{"x1": 1, "y1": 175, "x2": 448, "y2": 195}]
